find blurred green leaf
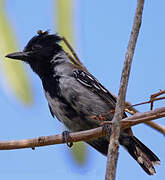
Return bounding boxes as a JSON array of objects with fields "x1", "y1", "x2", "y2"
[
  {"x1": 0, "y1": 0, "x2": 33, "y2": 104},
  {"x1": 55, "y1": 0, "x2": 74, "y2": 43},
  {"x1": 71, "y1": 142, "x2": 87, "y2": 165},
  {"x1": 55, "y1": 0, "x2": 87, "y2": 164}
]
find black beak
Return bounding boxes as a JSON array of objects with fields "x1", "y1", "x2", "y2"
[{"x1": 5, "y1": 51, "x2": 30, "y2": 61}]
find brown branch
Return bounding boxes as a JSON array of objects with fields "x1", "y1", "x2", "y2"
[
  {"x1": 62, "y1": 36, "x2": 81, "y2": 64},
  {"x1": 126, "y1": 90, "x2": 165, "y2": 111},
  {"x1": 109, "y1": 91, "x2": 165, "y2": 135},
  {"x1": 104, "y1": 107, "x2": 165, "y2": 130},
  {"x1": 62, "y1": 36, "x2": 88, "y2": 72},
  {"x1": 0, "y1": 107, "x2": 164, "y2": 150},
  {"x1": 107, "y1": 92, "x2": 165, "y2": 135},
  {"x1": 125, "y1": 100, "x2": 165, "y2": 135},
  {"x1": 150, "y1": 90, "x2": 165, "y2": 110},
  {"x1": 105, "y1": 1, "x2": 145, "y2": 180},
  {"x1": 127, "y1": 96, "x2": 165, "y2": 108},
  {"x1": 145, "y1": 121, "x2": 165, "y2": 134}
]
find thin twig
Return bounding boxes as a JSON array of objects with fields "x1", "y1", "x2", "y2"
[
  {"x1": 150, "y1": 90, "x2": 165, "y2": 98},
  {"x1": 0, "y1": 107, "x2": 164, "y2": 150},
  {"x1": 145, "y1": 121, "x2": 165, "y2": 135},
  {"x1": 127, "y1": 96, "x2": 165, "y2": 108},
  {"x1": 150, "y1": 90, "x2": 165, "y2": 110},
  {"x1": 107, "y1": 94, "x2": 165, "y2": 135},
  {"x1": 62, "y1": 36, "x2": 81, "y2": 64},
  {"x1": 105, "y1": 1, "x2": 145, "y2": 180},
  {"x1": 102, "y1": 107, "x2": 165, "y2": 130},
  {"x1": 125, "y1": 101, "x2": 165, "y2": 135},
  {"x1": 65, "y1": 52, "x2": 80, "y2": 66},
  {"x1": 62, "y1": 36, "x2": 88, "y2": 72}
]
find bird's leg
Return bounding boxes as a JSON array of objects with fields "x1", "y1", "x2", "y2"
[
  {"x1": 90, "y1": 110, "x2": 115, "y2": 137},
  {"x1": 62, "y1": 131, "x2": 73, "y2": 148},
  {"x1": 90, "y1": 109, "x2": 115, "y2": 122},
  {"x1": 90, "y1": 114, "x2": 112, "y2": 136},
  {"x1": 101, "y1": 123, "x2": 112, "y2": 137}
]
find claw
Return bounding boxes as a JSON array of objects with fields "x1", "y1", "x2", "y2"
[
  {"x1": 102, "y1": 123, "x2": 111, "y2": 136},
  {"x1": 62, "y1": 131, "x2": 73, "y2": 148}
]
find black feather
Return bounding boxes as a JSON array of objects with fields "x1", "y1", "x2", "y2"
[
  {"x1": 87, "y1": 138, "x2": 109, "y2": 155},
  {"x1": 48, "y1": 104, "x2": 54, "y2": 117},
  {"x1": 24, "y1": 30, "x2": 62, "y2": 52}
]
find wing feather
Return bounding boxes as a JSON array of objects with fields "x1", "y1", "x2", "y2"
[{"x1": 72, "y1": 69, "x2": 117, "y2": 108}]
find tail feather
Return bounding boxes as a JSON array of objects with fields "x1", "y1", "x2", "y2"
[
  {"x1": 87, "y1": 135, "x2": 160, "y2": 175},
  {"x1": 121, "y1": 135, "x2": 160, "y2": 175}
]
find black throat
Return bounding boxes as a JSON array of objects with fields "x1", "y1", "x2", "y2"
[{"x1": 38, "y1": 53, "x2": 67, "y2": 98}]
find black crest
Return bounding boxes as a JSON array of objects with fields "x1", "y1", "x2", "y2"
[{"x1": 24, "y1": 30, "x2": 62, "y2": 52}]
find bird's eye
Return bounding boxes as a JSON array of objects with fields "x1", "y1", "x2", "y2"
[{"x1": 32, "y1": 44, "x2": 42, "y2": 50}]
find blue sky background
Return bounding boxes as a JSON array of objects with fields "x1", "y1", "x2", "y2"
[{"x1": 0, "y1": 0, "x2": 165, "y2": 179}]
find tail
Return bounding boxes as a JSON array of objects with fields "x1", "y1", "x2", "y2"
[
  {"x1": 120, "y1": 135, "x2": 160, "y2": 175},
  {"x1": 87, "y1": 135, "x2": 160, "y2": 175}
]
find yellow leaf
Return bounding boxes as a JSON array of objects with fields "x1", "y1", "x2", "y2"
[
  {"x1": 55, "y1": 0, "x2": 75, "y2": 50},
  {"x1": 0, "y1": 0, "x2": 33, "y2": 104},
  {"x1": 71, "y1": 142, "x2": 87, "y2": 165}
]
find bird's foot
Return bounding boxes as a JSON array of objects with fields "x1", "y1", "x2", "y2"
[
  {"x1": 62, "y1": 131, "x2": 73, "y2": 148},
  {"x1": 100, "y1": 122, "x2": 112, "y2": 137}
]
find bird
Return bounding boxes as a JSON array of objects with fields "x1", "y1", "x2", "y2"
[{"x1": 6, "y1": 30, "x2": 160, "y2": 175}]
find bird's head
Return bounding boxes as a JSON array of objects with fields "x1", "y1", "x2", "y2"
[{"x1": 6, "y1": 30, "x2": 63, "y2": 76}]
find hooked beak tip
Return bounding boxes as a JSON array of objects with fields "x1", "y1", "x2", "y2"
[
  {"x1": 5, "y1": 54, "x2": 12, "y2": 58},
  {"x1": 5, "y1": 51, "x2": 29, "y2": 61}
]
